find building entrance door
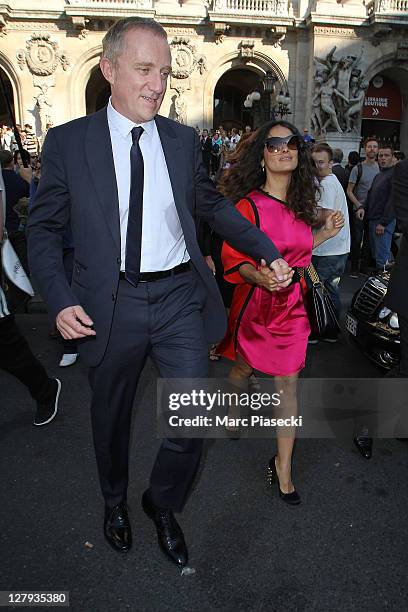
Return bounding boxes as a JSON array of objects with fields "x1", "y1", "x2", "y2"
[{"x1": 213, "y1": 68, "x2": 268, "y2": 130}]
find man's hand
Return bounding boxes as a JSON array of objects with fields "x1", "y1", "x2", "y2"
[
  {"x1": 56, "y1": 305, "x2": 96, "y2": 340},
  {"x1": 376, "y1": 223, "x2": 385, "y2": 236},
  {"x1": 260, "y1": 260, "x2": 294, "y2": 291},
  {"x1": 356, "y1": 207, "x2": 365, "y2": 221},
  {"x1": 269, "y1": 258, "x2": 292, "y2": 282}
]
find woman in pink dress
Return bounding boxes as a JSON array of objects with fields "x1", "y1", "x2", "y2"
[{"x1": 218, "y1": 120, "x2": 344, "y2": 505}]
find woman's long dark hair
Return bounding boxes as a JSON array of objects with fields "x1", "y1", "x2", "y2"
[{"x1": 218, "y1": 120, "x2": 319, "y2": 226}]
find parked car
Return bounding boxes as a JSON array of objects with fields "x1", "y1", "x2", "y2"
[{"x1": 346, "y1": 271, "x2": 400, "y2": 370}]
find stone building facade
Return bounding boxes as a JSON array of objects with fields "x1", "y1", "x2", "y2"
[{"x1": 0, "y1": 0, "x2": 407, "y2": 152}]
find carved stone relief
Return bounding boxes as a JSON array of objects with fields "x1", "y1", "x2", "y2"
[
  {"x1": 34, "y1": 80, "x2": 54, "y2": 135},
  {"x1": 312, "y1": 45, "x2": 366, "y2": 135},
  {"x1": 170, "y1": 37, "x2": 207, "y2": 90},
  {"x1": 16, "y1": 33, "x2": 70, "y2": 75}
]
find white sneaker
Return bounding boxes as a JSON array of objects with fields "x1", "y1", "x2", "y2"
[{"x1": 59, "y1": 353, "x2": 78, "y2": 367}]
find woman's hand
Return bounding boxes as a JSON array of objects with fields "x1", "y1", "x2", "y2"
[
  {"x1": 256, "y1": 261, "x2": 280, "y2": 291},
  {"x1": 239, "y1": 261, "x2": 294, "y2": 291},
  {"x1": 256, "y1": 260, "x2": 294, "y2": 292}
]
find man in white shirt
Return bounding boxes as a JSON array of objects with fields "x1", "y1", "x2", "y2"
[
  {"x1": 311, "y1": 143, "x2": 350, "y2": 342},
  {"x1": 229, "y1": 127, "x2": 241, "y2": 151}
]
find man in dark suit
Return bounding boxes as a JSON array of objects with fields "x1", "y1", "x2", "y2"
[
  {"x1": 331, "y1": 148, "x2": 349, "y2": 194},
  {"x1": 200, "y1": 128, "x2": 212, "y2": 176},
  {"x1": 386, "y1": 159, "x2": 408, "y2": 377},
  {"x1": 27, "y1": 17, "x2": 291, "y2": 567}
]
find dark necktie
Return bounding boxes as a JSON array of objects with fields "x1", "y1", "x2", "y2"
[{"x1": 125, "y1": 126, "x2": 144, "y2": 286}]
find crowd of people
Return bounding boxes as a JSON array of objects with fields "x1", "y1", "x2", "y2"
[
  {"x1": 1, "y1": 121, "x2": 52, "y2": 156},
  {"x1": 1, "y1": 15, "x2": 407, "y2": 570},
  {"x1": 197, "y1": 124, "x2": 252, "y2": 179}
]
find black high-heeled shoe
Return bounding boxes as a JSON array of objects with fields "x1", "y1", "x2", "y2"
[{"x1": 266, "y1": 455, "x2": 301, "y2": 505}]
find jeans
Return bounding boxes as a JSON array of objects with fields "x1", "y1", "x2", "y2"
[
  {"x1": 350, "y1": 215, "x2": 374, "y2": 272},
  {"x1": 368, "y1": 219, "x2": 396, "y2": 269},
  {"x1": 312, "y1": 253, "x2": 349, "y2": 318}
]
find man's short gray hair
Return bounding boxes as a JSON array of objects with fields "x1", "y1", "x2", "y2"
[
  {"x1": 332, "y1": 148, "x2": 343, "y2": 164},
  {"x1": 102, "y1": 17, "x2": 167, "y2": 65}
]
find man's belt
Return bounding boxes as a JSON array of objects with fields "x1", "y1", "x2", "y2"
[{"x1": 119, "y1": 261, "x2": 191, "y2": 283}]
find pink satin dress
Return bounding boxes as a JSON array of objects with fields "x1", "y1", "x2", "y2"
[{"x1": 219, "y1": 190, "x2": 313, "y2": 377}]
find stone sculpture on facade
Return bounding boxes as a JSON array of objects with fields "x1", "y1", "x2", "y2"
[
  {"x1": 168, "y1": 37, "x2": 207, "y2": 127},
  {"x1": 16, "y1": 33, "x2": 69, "y2": 75},
  {"x1": 170, "y1": 37, "x2": 206, "y2": 89},
  {"x1": 34, "y1": 82, "x2": 53, "y2": 136},
  {"x1": 174, "y1": 89, "x2": 188, "y2": 125},
  {"x1": 344, "y1": 77, "x2": 369, "y2": 132},
  {"x1": 312, "y1": 46, "x2": 366, "y2": 135},
  {"x1": 310, "y1": 76, "x2": 324, "y2": 135}
]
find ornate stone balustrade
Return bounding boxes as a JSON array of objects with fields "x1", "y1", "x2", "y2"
[
  {"x1": 367, "y1": 0, "x2": 408, "y2": 15},
  {"x1": 210, "y1": 0, "x2": 290, "y2": 16},
  {"x1": 66, "y1": 0, "x2": 154, "y2": 9}
]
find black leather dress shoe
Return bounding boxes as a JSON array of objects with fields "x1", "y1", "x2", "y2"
[
  {"x1": 142, "y1": 490, "x2": 188, "y2": 567},
  {"x1": 104, "y1": 502, "x2": 132, "y2": 553},
  {"x1": 353, "y1": 436, "x2": 373, "y2": 459}
]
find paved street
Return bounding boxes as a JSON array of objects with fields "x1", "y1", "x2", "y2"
[{"x1": 1, "y1": 277, "x2": 407, "y2": 612}]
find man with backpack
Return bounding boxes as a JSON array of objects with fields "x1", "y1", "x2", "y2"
[{"x1": 347, "y1": 137, "x2": 380, "y2": 277}]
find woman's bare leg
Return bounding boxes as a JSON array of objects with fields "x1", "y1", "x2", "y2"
[
  {"x1": 274, "y1": 373, "x2": 299, "y2": 493},
  {"x1": 226, "y1": 353, "x2": 253, "y2": 431}
]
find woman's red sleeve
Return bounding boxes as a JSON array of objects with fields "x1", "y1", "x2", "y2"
[{"x1": 221, "y1": 198, "x2": 258, "y2": 284}]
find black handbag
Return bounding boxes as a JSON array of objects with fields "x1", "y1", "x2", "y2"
[{"x1": 298, "y1": 263, "x2": 340, "y2": 337}]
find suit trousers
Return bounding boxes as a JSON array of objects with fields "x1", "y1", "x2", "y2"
[{"x1": 88, "y1": 268, "x2": 208, "y2": 512}]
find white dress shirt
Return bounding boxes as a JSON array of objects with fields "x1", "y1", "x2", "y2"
[
  {"x1": 312, "y1": 173, "x2": 350, "y2": 256},
  {"x1": 107, "y1": 98, "x2": 189, "y2": 272}
]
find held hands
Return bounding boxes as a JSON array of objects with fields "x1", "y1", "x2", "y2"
[
  {"x1": 258, "y1": 259, "x2": 294, "y2": 292},
  {"x1": 269, "y1": 257, "x2": 292, "y2": 282},
  {"x1": 56, "y1": 305, "x2": 96, "y2": 340}
]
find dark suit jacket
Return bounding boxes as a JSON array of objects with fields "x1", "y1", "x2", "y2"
[
  {"x1": 201, "y1": 136, "x2": 212, "y2": 164},
  {"x1": 27, "y1": 108, "x2": 281, "y2": 366},
  {"x1": 386, "y1": 159, "x2": 408, "y2": 315},
  {"x1": 332, "y1": 164, "x2": 350, "y2": 195}
]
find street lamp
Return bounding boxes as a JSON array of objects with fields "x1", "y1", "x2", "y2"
[
  {"x1": 263, "y1": 70, "x2": 278, "y2": 95},
  {"x1": 243, "y1": 71, "x2": 292, "y2": 121},
  {"x1": 262, "y1": 70, "x2": 292, "y2": 120},
  {"x1": 274, "y1": 90, "x2": 292, "y2": 118}
]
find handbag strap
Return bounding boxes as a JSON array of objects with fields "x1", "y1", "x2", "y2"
[{"x1": 296, "y1": 263, "x2": 322, "y2": 287}]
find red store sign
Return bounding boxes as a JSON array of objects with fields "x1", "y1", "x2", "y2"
[{"x1": 362, "y1": 76, "x2": 402, "y2": 122}]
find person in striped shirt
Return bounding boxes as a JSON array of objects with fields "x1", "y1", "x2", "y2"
[{"x1": 0, "y1": 185, "x2": 61, "y2": 425}]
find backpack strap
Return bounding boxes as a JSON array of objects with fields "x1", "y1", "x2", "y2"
[{"x1": 353, "y1": 162, "x2": 363, "y2": 193}]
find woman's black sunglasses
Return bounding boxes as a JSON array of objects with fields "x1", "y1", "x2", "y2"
[{"x1": 264, "y1": 135, "x2": 300, "y2": 154}]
